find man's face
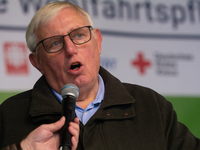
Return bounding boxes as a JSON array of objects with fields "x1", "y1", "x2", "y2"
[{"x1": 29, "y1": 8, "x2": 102, "y2": 94}]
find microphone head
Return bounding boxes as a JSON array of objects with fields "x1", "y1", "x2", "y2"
[{"x1": 60, "y1": 84, "x2": 79, "y2": 99}]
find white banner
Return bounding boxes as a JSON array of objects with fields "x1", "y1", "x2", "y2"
[{"x1": 0, "y1": 0, "x2": 200, "y2": 96}]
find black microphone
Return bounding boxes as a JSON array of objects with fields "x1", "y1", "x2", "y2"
[{"x1": 60, "y1": 84, "x2": 79, "y2": 150}]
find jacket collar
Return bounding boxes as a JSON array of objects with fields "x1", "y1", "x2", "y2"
[
  {"x1": 88, "y1": 67, "x2": 136, "y2": 122},
  {"x1": 29, "y1": 67, "x2": 136, "y2": 123},
  {"x1": 100, "y1": 67, "x2": 135, "y2": 107},
  {"x1": 29, "y1": 76, "x2": 61, "y2": 123}
]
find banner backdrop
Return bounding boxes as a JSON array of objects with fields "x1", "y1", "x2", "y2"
[
  {"x1": 0, "y1": 0, "x2": 200, "y2": 135},
  {"x1": 0, "y1": 0, "x2": 200, "y2": 95}
]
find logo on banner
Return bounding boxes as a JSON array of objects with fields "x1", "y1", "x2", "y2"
[
  {"x1": 131, "y1": 52, "x2": 151, "y2": 75},
  {"x1": 155, "y1": 52, "x2": 193, "y2": 76},
  {"x1": 100, "y1": 57, "x2": 117, "y2": 69},
  {"x1": 3, "y1": 42, "x2": 29, "y2": 75}
]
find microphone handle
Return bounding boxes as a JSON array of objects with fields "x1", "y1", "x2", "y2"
[
  {"x1": 60, "y1": 146, "x2": 71, "y2": 150},
  {"x1": 60, "y1": 95, "x2": 76, "y2": 150}
]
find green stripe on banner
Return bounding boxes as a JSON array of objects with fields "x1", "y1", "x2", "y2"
[
  {"x1": 0, "y1": 92, "x2": 199, "y2": 138},
  {"x1": 166, "y1": 96, "x2": 200, "y2": 139}
]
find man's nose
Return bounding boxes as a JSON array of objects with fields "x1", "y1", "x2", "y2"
[{"x1": 63, "y1": 36, "x2": 78, "y2": 57}]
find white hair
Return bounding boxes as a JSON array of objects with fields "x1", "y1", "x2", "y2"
[{"x1": 26, "y1": 1, "x2": 94, "y2": 52}]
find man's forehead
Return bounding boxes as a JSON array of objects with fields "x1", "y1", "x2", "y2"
[{"x1": 36, "y1": 8, "x2": 88, "y2": 40}]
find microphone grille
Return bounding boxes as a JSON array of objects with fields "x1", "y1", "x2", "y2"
[{"x1": 60, "y1": 84, "x2": 79, "y2": 99}]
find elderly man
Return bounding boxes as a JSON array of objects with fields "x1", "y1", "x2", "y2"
[{"x1": 0, "y1": 1, "x2": 200, "y2": 150}]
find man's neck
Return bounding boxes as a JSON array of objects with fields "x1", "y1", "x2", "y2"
[{"x1": 76, "y1": 80, "x2": 99, "y2": 110}]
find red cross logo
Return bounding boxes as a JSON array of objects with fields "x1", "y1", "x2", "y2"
[{"x1": 131, "y1": 52, "x2": 151, "y2": 75}]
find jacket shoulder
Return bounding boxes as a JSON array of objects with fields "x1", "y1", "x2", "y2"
[
  {"x1": 0, "y1": 90, "x2": 32, "y2": 110},
  {"x1": 122, "y1": 83, "x2": 163, "y2": 99},
  {"x1": 122, "y1": 83, "x2": 172, "y2": 113}
]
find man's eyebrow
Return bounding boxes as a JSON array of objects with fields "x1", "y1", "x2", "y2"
[{"x1": 67, "y1": 26, "x2": 81, "y2": 33}]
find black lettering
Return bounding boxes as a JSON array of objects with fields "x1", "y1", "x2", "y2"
[
  {"x1": 118, "y1": 0, "x2": 132, "y2": 19},
  {"x1": 197, "y1": 1, "x2": 200, "y2": 21},
  {"x1": 188, "y1": 0, "x2": 195, "y2": 22},
  {"x1": 157, "y1": 70, "x2": 177, "y2": 76},
  {"x1": 0, "y1": 0, "x2": 7, "y2": 13},
  {"x1": 91, "y1": 0, "x2": 98, "y2": 16},
  {"x1": 145, "y1": 1, "x2": 153, "y2": 22},
  {"x1": 46, "y1": 0, "x2": 56, "y2": 4},
  {"x1": 16, "y1": 0, "x2": 199, "y2": 30},
  {"x1": 171, "y1": 5, "x2": 186, "y2": 28},
  {"x1": 65, "y1": 0, "x2": 78, "y2": 6},
  {"x1": 19, "y1": 0, "x2": 43, "y2": 13},
  {"x1": 81, "y1": 0, "x2": 88, "y2": 13},
  {"x1": 103, "y1": 1, "x2": 115, "y2": 19},
  {"x1": 156, "y1": 4, "x2": 169, "y2": 23},
  {"x1": 133, "y1": 2, "x2": 142, "y2": 20}
]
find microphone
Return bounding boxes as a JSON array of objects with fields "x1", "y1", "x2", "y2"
[{"x1": 60, "y1": 84, "x2": 79, "y2": 150}]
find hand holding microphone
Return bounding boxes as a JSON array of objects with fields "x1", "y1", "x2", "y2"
[
  {"x1": 20, "y1": 116, "x2": 79, "y2": 150},
  {"x1": 20, "y1": 84, "x2": 80, "y2": 150}
]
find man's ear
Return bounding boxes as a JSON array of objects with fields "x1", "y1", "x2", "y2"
[
  {"x1": 29, "y1": 53, "x2": 44, "y2": 74},
  {"x1": 93, "y1": 28, "x2": 102, "y2": 55}
]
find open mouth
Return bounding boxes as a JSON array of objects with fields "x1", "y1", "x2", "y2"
[{"x1": 70, "y1": 62, "x2": 81, "y2": 70}]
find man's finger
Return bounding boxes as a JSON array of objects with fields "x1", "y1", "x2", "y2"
[{"x1": 46, "y1": 116, "x2": 65, "y2": 133}]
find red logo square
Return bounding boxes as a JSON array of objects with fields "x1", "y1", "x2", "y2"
[{"x1": 3, "y1": 42, "x2": 29, "y2": 75}]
